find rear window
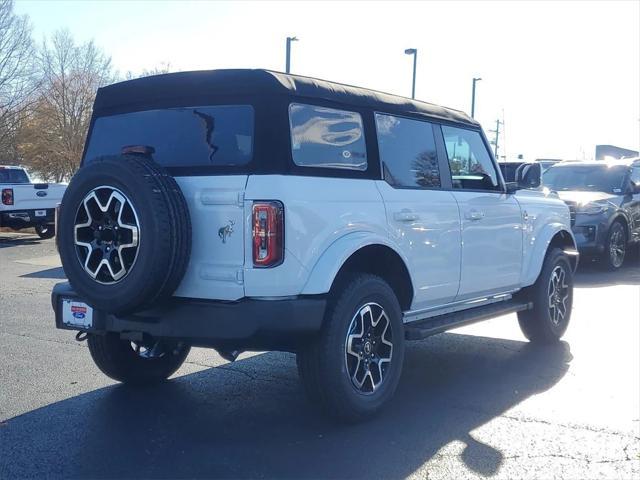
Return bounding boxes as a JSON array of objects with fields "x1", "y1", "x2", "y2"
[
  {"x1": 84, "y1": 105, "x2": 254, "y2": 167},
  {"x1": 289, "y1": 103, "x2": 367, "y2": 171},
  {"x1": 0, "y1": 168, "x2": 29, "y2": 183}
]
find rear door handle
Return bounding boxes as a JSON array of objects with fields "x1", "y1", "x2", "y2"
[
  {"x1": 465, "y1": 209, "x2": 485, "y2": 221},
  {"x1": 393, "y1": 210, "x2": 419, "y2": 222}
]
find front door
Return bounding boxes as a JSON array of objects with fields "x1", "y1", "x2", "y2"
[{"x1": 440, "y1": 125, "x2": 523, "y2": 300}]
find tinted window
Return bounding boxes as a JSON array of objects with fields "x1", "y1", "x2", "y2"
[
  {"x1": 442, "y1": 126, "x2": 500, "y2": 191},
  {"x1": 543, "y1": 165, "x2": 628, "y2": 193},
  {"x1": 289, "y1": 103, "x2": 367, "y2": 171},
  {"x1": 631, "y1": 167, "x2": 640, "y2": 184},
  {"x1": 0, "y1": 168, "x2": 29, "y2": 183},
  {"x1": 375, "y1": 113, "x2": 440, "y2": 188},
  {"x1": 84, "y1": 105, "x2": 254, "y2": 167}
]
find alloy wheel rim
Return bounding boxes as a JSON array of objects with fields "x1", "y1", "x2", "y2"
[
  {"x1": 344, "y1": 302, "x2": 393, "y2": 395},
  {"x1": 547, "y1": 265, "x2": 570, "y2": 326},
  {"x1": 73, "y1": 186, "x2": 140, "y2": 284},
  {"x1": 130, "y1": 340, "x2": 165, "y2": 359},
  {"x1": 609, "y1": 229, "x2": 625, "y2": 268}
]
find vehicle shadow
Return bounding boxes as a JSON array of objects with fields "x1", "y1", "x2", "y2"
[
  {"x1": 0, "y1": 333, "x2": 571, "y2": 479},
  {"x1": 0, "y1": 234, "x2": 44, "y2": 248},
  {"x1": 20, "y1": 266, "x2": 66, "y2": 279}
]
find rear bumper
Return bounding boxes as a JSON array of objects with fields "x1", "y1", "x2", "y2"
[
  {"x1": 51, "y1": 282, "x2": 326, "y2": 351},
  {"x1": 0, "y1": 208, "x2": 55, "y2": 229}
]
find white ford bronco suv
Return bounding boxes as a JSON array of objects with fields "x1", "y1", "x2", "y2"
[{"x1": 52, "y1": 69, "x2": 578, "y2": 421}]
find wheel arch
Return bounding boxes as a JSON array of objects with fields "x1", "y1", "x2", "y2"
[
  {"x1": 522, "y1": 225, "x2": 578, "y2": 287},
  {"x1": 301, "y1": 233, "x2": 414, "y2": 311}
]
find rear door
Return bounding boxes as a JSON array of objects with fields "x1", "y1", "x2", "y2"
[
  {"x1": 83, "y1": 104, "x2": 255, "y2": 300},
  {"x1": 375, "y1": 113, "x2": 461, "y2": 310},
  {"x1": 439, "y1": 125, "x2": 523, "y2": 300}
]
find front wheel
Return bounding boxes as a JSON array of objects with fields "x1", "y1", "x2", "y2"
[
  {"x1": 602, "y1": 221, "x2": 627, "y2": 270},
  {"x1": 518, "y1": 248, "x2": 573, "y2": 344},
  {"x1": 87, "y1": 333, "x2": 190, "y2": 385},
  {"x1": 35, "y1": 223, "x2": 55, "y2": 239},
  {"x1": 297, "y1": 274, "x2": 405, "y2": 422}
]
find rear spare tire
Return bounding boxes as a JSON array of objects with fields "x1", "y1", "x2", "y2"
[{"x1": 58, "y1": 155, "x2": 191, "y2": 314}]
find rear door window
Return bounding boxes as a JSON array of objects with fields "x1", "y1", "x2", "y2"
[
  {"x1": 84, "y1": 105, "x2": 254, "y2": 167},
  {"x1": 375, "y1": 113, "x2": 441, "y2": 188},
  {"x1": 289, "y1": 103, "x2": 367, "y2": 171}
]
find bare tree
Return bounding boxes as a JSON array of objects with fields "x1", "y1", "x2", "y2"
[
  {"x1": 19, "y1": 29, "x2": 114, "y2": 181},
  {"x1": 0, "y1": 0, "x2": 37, "y2": 164},
  {"x1": 124, "y1": 62, "x2": 171, "y2": 80}
]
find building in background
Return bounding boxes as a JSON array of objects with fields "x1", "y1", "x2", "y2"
[{"x1": 595, "y1": 144, "x2": 639, "y2": 160}]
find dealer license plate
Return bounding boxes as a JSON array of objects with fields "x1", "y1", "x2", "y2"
[
  {"x1": 61, "y1": 298, "x2": 93, "y2": 328},
  {"x1": 35, "y1": 210, "x2": 46, "y2": 217}
]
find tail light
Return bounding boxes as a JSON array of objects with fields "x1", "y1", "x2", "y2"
[
  {"x1": 2, "y1": 188, "x2": 13, "y2": 205},
  {"x1": 252, "y1": 201, "x2": 284, "y2": 267}
]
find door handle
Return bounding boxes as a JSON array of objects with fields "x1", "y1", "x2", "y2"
[
  {"x1": 465, "y1": 209, "x2": 485, "y2": 221},
  {"x1": 393, "y1": 210, "x2": 419, "y2": 222}
]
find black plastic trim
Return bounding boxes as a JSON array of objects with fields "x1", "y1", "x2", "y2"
[{"x1": 52, "y1": 282, "x2": 326, "y2": 351}]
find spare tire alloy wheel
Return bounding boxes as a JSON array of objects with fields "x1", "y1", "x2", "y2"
[
  {"x1": 345, "y1": 302, "x2": 393, "y2": 394},
  {"x1": 74, "y1": 186, "x2": 140, "y2": 284},
  {"x1": 58, "y1": 155, "x2": 191, "y2": 314}
]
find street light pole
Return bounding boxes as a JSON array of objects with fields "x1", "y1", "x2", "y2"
[
  {"x1": 285, "y1": 36, "x2": 298, "y2": 74},
  {"x1": 404, "y1": 48, "x2": 417, "y2": 99},
  {"x1": 471, "y1": 77, "x2": 482, "y2": 118}
]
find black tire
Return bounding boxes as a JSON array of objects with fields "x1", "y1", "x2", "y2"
[
  {"x1": 57, "y1": 155, "x2": 191, "y2": 314},
  {"x1": 87, "y1": 333, "x2": 190, "y2": 385},
  {"x1": 297, "y1": 274, "x2": 405, "y2": 422},
  {"x1": 518, "y1": 248, "x2": 573, "y2": 344},
  {"x1": 601, "y1": 221, "x2": 627, "y2": 271},
  {"x1": 35, "y1": 223, "x2": 55, "y2": 239}
]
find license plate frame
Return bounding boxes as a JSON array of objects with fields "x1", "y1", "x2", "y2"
[{"x1": 60, "y1": 298, "x2": 93, "y2": 328}]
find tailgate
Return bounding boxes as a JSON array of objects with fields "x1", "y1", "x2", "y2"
[
  {"x1": 9, "y1": 184, "x2": 66, "y2": 210},
  {"x1": 173, "y1": 175, "x2": 248, "y2": 300}
]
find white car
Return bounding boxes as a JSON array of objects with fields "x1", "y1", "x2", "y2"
[
  {"x1": 52, "y1": 69, "x2": 578, "y2": 421},
  {"x1": 0, "y1": 166, "x2": 66, "y2": 239}
]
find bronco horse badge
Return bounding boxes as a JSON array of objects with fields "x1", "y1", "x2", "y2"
[{"x1": 218, "y1": 220, "x2": 235, "y2": 244}]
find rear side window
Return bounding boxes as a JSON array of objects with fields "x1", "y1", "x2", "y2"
[
  {"x1": 289, "y1": 103, "x2": 367, "y2": 171},
  {"x1": 375, "y1": 113, "x2": 440, "y2": 188},
  {"x1": 442, "y1": 126, "x2": 500, "y2": 191},
  {"x1": 84, "y1": 105, "x2": 254, "y2": 167},
  {"x1": 0, "y1": 168, "x2": 29, "y2": 183}
]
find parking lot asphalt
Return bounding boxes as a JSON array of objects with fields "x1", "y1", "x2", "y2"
[{"x1": 1, "y1": 232, "x2": 639, "y2": 479}]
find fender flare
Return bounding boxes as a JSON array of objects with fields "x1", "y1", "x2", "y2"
[
  {"x1": 521, "y1": 223, "x2": 577, "y2": 287},
  {"x1": 300, "y1": 231, "x2": 413, "y2": 295}
]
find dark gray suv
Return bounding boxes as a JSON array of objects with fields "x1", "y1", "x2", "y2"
[{"x1": 543, "y1": 158, "x2": 640, "y2": 270}]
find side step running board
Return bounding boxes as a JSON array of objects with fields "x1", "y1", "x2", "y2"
[{"x1": 404, "y1": 300, "x2": 532, "y2": 341}]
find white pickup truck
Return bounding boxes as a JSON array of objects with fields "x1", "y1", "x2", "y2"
[{"x1": 0, "y1": 165, "x2": 66, "y2": 239}]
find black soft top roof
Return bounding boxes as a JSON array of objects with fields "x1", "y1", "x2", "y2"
[{"x1": 93, "y1": 68, "x2": 478, "y2": 127}]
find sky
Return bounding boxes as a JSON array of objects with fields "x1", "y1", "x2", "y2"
[{"x1": 15, "y1": 0, "x2": 640, "y2": 161}]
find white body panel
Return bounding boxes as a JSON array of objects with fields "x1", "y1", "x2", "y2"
[
  {"x1": 451, "y1": 191, "x2": 523, "y2": 299},
  {"x1": 172, "y1": 174, "x2": 574, "y2": 316},
  {"x1": 173, "y1": 176, "x2": 247, "y2": 300},
  {"x1": 375, "y1": 181, "x2": 461, "y2": 309}
]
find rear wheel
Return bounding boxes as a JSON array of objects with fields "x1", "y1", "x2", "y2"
[
  {"x1": 35, "y1": 223, "x2": 55, "y2": 239},
  {"x1": 602, "y1": 221, "x2": 627, "y2": 271},
  {"x1": 297, "y1": 274, "x2": 405, "y2": 422},
  {"x1": 518, "y1": 248, "x2": 573, "y2": 344},
  {"x1": 87, "y1": 333, "x2": 190, "y2": 385}
]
